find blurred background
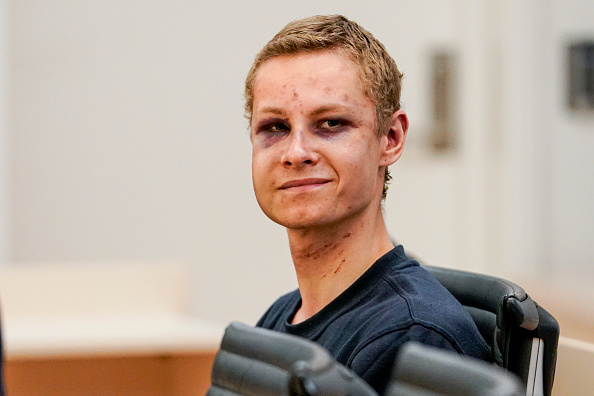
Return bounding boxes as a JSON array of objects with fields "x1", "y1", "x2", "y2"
[{"x1": 0, "y1": 0, "x2": 593, "y2": 393}]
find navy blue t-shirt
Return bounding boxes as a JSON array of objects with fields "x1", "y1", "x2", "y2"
[{"x1": 256, "y1": 245, "x2": 491, "y2": 394}]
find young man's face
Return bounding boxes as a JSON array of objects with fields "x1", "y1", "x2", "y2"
[{"x1": 250, "y1": 51, "x2": 393, "y2": 230}]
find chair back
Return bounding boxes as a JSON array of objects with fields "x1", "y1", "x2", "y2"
[
  {"x1": 424, "y1": 266, "x2": 559, "y2": 396},
  {"x1": 207, "y1": 321, "x2": 377, "y2": 396},
  {"x1": 386, "y1": 342, "x2": 525, "y2": 396}
]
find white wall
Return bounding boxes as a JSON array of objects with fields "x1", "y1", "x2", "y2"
[
  {"x1": 488, "y1": 0, "x2": 553, "y2": 277},
  {"x1": 6, "y1": 0, "x2": 462, "y2": 325},
  {"x1": 482, "y1": 0, "x2": 594, "y2": 282},
  {"x1": 4, "y1": 0, "x2": 593, "y2": 325},
  {"x1": 0, "y1": 0, "x2": 8, "y2": 264},
  {"x1": 546, "y1": 1, "x2": 594, "y2": 281}
]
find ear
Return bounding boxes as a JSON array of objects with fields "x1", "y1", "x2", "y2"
[{"x1": 380, "y1": 110, "x2": 408, "y2": 166}]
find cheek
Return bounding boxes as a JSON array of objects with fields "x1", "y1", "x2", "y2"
[
  {"x1": 336, "y1": 146, "x2": 381, "y2": 192},
  {"x1": 337, "y1": 145, "x2": 374, "y2": 175},
  {"x1": 251, "y1": 162, "x2": 264, "y2": 191},
  {"x1": 251, "y1": 150, "x2": 274, "y2": 191},
  {"x1": 251, "y1": 168, "x2": 269, "y2": 209}
]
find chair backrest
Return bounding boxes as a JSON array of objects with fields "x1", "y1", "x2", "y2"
[
  {"x1": 207, "y1": 321, "x2": 377, "y2": 396},
  {"x1": 386, "y1": 342, "x2": 525, "y2": 396},
  {"x1": 424, "y1": 266, "x2": 560, "y2": 396}
]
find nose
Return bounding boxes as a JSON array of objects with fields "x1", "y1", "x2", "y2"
[{"x1": 281, "y1": 130, "x2": 318, "y2": 167}]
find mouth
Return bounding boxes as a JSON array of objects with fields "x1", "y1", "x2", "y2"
[{"x1": 280, "y1": 178, "x2": 331, "y2": 190}]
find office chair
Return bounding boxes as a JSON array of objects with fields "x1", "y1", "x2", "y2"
[
  {"x1": 424, "y1": 266, "x2": 560, "y2": 396},
  {"x1": 209, "y1": 322, "x2": 528, "y2": 396},
  {"x1": 386, "y1": 342, "x2": 524, "y2": 396},
  {"x1": 207, "y1": 321, "x2": 377, "y2": 396}
]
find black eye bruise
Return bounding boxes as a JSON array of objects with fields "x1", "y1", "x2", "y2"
[
  {"x1": 272, "y1": 123, "x2": 290, "y2": 131},
  {"x1": 257, "y1": 118, "x2": 290, "y2": 133}
]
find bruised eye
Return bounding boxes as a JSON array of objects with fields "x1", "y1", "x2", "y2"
[
  {"x1": 256, "y1": 120, "x2": 290, "y2": 133},
  {"x1": 321, "y1": 119, "x2": 343, "y2": 128},
  {"x1": 268, "y1": 123, "x2": 289, "y2": 132},
  {"x1": 317, "y1": 119, "x2": 350, "y2": 136},
  {"x1": 253, "y1": 119, "x2": 290, "y2": 147}
]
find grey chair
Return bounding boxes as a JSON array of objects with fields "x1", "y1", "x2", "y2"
[
  {"x1": 208, "y1": 321, "x2": 530, "y2": 396},
  {"x1": 424, "y1": 266, "x2": 560, "y2": 396},
  {"x1": 206, "y1": 321, "x2": 377, "y2": 396},
  {"x1": 386, "y1": 342, "x2": 525, "y2": 396}
]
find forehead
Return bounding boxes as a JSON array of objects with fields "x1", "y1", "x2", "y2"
[{"x1": 252, "y1": 51, "x2": 370, "y2": 113}]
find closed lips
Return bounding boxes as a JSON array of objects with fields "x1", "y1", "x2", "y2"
[{"x1": 280, "y1": 179, "x2": 331, "y2": 189}]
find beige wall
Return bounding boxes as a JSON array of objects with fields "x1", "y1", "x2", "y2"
[
  {"x1": 3, "y1": 0, "x2": 594, "y2": 328},
  {"x1": 5, "y1": 0, "x2": 462, "y2": 325},
  {"x1": 0, "y1": 0, "x2": 8, "y2": 262},
  {"x1": 546, "y1": 1, "x2": 594, "y2": 280}
]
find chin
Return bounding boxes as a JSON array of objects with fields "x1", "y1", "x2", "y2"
[
  {"x1": 269, "y1": 215, "x2": 326, "y2": 230},
  {"x1": 265, "y1": 208, "x2": 335, "y2": 230},
  {"x1": 259, "y1": 196, "x2": 378, "y2": 230}
]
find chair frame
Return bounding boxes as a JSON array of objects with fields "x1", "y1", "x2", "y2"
[{"x1": 424, "y1": 265, "x2": 559, "y2": 396}]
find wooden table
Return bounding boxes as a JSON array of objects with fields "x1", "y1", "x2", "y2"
[
  {"x1": 0, "y1": 261, "x2": 225, "y2": 395},
  {"x1": 3, "y1": 315, "x2": 222, "y2": 396}
]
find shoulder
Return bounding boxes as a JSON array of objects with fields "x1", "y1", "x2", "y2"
[
  {"x1": 381, "y1": 261, "x2": 491, "y2": 359},
  {"x1": 256, "y1": 289, "x2": 300, "y2": 330},
  {"x1": 349, "y1": 324, "x2": 459, "y2": 394},
  {"x1": 361, "y1": 252, "x2": 490, "y2": 358}
]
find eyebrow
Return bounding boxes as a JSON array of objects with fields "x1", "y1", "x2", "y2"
[
  {"x1": 256, "y1": 106, "x2": 286, "y2": 116},
  {"x1": 309, "y1": 104, "x2": 351, "y2": 117},
  {"x1": 256, "y1": 104, "x2": 352, "y2": 118}
]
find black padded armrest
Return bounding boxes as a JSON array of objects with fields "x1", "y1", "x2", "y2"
[
  {"x1": 208, "y1": 322, "x2": 378, "y2": 396},
  {"x1": 387, "y1": 342, "x2": 524, "y2": 396},
  {"x1": 219, "y1": 321, "x2": 332, "y2": 372}
]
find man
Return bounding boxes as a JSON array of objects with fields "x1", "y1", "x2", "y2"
[{"x1": 246, "y1": 15, "x2": 490, "y2": 393}]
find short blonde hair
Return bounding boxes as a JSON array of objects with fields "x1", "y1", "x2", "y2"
[{"x1": 245, "y1": 15, "x2": 403, "y2": 199}]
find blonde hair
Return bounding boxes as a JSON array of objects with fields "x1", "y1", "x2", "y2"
[{"x1": 245, "y1": 15, "x2": 403, "y2": 199}]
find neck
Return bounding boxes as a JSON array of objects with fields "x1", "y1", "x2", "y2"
[{"x1": 287, "y1": 205, "x2": 394, "y2": 324}]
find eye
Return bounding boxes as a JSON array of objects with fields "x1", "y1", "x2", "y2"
[
  {"x1": 255, "y1": 119, "x2": 290, "y2": 134},
  {"x1": 321, "y1": 119, "x2": 343, "y2": 128},
  {"x1": 268, "y1": 123, "x2": 289, "y2": 132}
]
